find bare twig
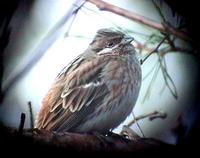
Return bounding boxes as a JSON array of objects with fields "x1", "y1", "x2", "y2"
[
  {"x1": 135, "y1": 40, "x2": 187, "y2": 55},
  {"x1": 142, "y1": 61, "x2": 160, "y2": 102},
  {"x1": 132, "y1": 112, "x2": 145, "y2": 138},
  {"x1": 165, "y1": 35, "x2": 176, "y2": 50},
  {"x1": 149, "y1": 111, "x2": 167, "y2": 121},
  {"x1": 126, "y1": 111, "x2": 167, "y2": 127},
  {"x1": 120, "y1": 110, "x2": 166, "y2": 141},
  {"x1": 134, "y1": 39, "x2": 192, "y2": 56},
  {"x1": 157, "y1": 54, "x2": 178, "y2": 99},
  {"x1": 152, "y1": 0, "x2": 166, "y2": 23},
  {"x1": 65, "y1": 1, "x2": 87, "y2": 37},
  {"x1": 18, "y1": 113, "x2": 26, "y2": 134},
  {"x1": 87, "y1": 0, "x2": 192, "y2": 42},
  {"x1": 28, "y1": 101, "x2": 34, "y2": 129},
  {"x1": 140, "y1": 36, "x2": 167, "y2": 64}
]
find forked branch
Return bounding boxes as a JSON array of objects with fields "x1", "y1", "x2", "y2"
[{"x1": 87, "y1": 0, "x2": 192, "y2": 42}]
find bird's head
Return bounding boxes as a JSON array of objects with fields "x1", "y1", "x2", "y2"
[{"x1": 89, "y1": 28, "x2": 135, "y2": 56}]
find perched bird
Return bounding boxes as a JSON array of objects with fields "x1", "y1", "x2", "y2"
[{"x1": 35, "y1": 28, "x2": 141, "y2": 133}]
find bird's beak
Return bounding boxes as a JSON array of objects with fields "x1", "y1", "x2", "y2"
[{"x1": 122, "y1": 35, "x2": 134, "y2": 44}]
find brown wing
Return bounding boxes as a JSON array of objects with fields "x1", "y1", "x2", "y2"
[{"x1": 36, "y1": 55, "x2": 110, "y2": 132}]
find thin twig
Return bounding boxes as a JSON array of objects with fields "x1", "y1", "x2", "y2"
[
  {"x1": 154, "y1": 0, "x2": 179, "y2": 51},
  {"x1": 157, "y1": 54, "x2": 178, "y2": 99},
  {"x1": 134, "y1": 40, "x2": 192, "y2": 57},
  {"x1": 87, "y1": 0, "x2": 192, "y2": 42},
  {"x1": 142, "y1": 61, "x2": 160, "y2": 103},
  {"x1": 165, "y1": 35, "x2": 176, "y2": 50},
  {"x1": 132, "y1": 112, "x2": 145, "y2": 138},
  {"x1": 65, "y1": 1, "x2": 87, "y2": 37},
  {"x1": 142, "y1": 61, "x2": 158, "y2": 81},
  {"x1": 149, "y1": 111, "x2": 167, "y2": 121},
  {"x1": 18, "y1": 113, "x2": 26, "y2": 134},
  {"x1": 28, "y1": 101, "x2": 34, "y2": 129},
  {"x1": 126, "y1": 111, "x2": 167, "y2": 127},
  {"x1": 152, "y1": 0, "x2": 166, "y2": 23},
  {"x1": 81, "y1": 4, "x2": 151, "y2": 38},
  {"x1": 140, "y1": 36, "x2": 167, "y2": 64}
]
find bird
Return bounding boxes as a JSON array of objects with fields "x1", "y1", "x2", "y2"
[{"x1": 35, "y1": 28, "x2": 142, "y2": 134}]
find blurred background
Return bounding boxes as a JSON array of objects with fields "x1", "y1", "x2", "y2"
[{"x1": 0, "y1": 0, "x2": 200, "y2": 145}]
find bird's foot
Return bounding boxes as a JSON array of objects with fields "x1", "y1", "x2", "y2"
[{"x1": 105, "y1": 131, "x2": 131, "y2": 143}]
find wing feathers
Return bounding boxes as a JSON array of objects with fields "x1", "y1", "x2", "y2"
[
  {"x1": 55, "y1": 84, "x2": 108, "y2": 132},
  {"x1": 37, "y1": 55, "x2": 112, "y2": 131},
  {"x1": 44, "y1": 83, "x2": 107, "y2": 131}
]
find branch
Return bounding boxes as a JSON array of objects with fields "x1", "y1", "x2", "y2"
[
  {"x1": 126, "y1": 111, "x2": 167, "y2": 128},
  {"x1": 87, "y1": 0, "x2": 192, "y2": 42},
  {"x1": 0, "y1": 112, "x2": 171, "y2": 152},
  {"x1": 140, "y1": 36, "x2": 168, "y2": 64},
  {"x1": 134, "y1": 39, "x2": 192, "y2": 56},
  {"x1": 0, "y1": 125, "x2": 170, "y2": 152},
  {"x1": 120, "y1": 111, "x2": 166, "y2": 140}
]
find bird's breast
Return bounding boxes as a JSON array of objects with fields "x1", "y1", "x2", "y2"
[{"x1": 74, "y1": 56, "x2": 141, "y2": 133}]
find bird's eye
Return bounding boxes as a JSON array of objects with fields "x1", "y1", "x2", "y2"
[{"x1": 106, "y1": 42, "x2": 114, "y2": 48}]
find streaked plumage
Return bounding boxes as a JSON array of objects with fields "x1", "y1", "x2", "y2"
[{"x1": 35, "y1": 28, "x2": 141, "y2": 133}]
